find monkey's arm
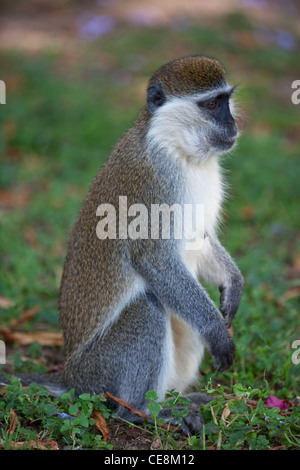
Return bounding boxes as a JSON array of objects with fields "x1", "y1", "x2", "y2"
[
  {"x1": 133, "y1": 243, "x2": 235, "y2": 371},
  {"x1": 196, "y1": 236, "x2": 244, "y2": 328}
]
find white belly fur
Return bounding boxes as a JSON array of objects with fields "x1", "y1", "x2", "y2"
[
  {"x1": 183, "y1": 156, "x2": 223, "y2": 275},
  {"x1": 167, "y1": 156, "x2": 223, "y2": 393}
]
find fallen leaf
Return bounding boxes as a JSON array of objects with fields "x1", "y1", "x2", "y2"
[
  {"x1": 104, "y1": 391, "x2": 177, "y2": 432},
  {"x1": 44, "y1": 439, "x2": 59, "y2": 450},
  {"x1": 7, "y1": 409, "x2": 19, "y2": 435},
  {"x1": 221, "y1": 402, "x2": 231, "y2": 424},
  {"x1": 92, "y1": 408, "x2": 109, "y2": 441},
  {"x1": 151, "y1": 435, "x2": 162, "y2": 450},
  {"x1": 0, "y1": 326, "x2": 63, "y2": 346},
  {"x1": 10, "y1": 305, "x2": 41, "y2": 327},
  {"x1": 0, "y1": 186, "x2": 31, "y2": 209},
  {"x1": 8, "y1": 439, "x2": 59, "y2": 450},
  {"x1": 0, "y1": 296, "x2": 14, "y2": 308},
  {"x1": 266, "y1": 395, "x2": 289, "y2": 411},
  {"x1": 104, "y1": 391, "x2": 152, "y2": 421},
  {"x1": 282, "y1": 286, "x2": 300, "y2": 302},
  {"x1": 223, "y1": 392, "x2": 258, "y2": 409}
]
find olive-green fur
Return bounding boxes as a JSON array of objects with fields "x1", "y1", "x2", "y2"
[{"x1": 148, "y1": 55, "x2": 226, "y2": 95}]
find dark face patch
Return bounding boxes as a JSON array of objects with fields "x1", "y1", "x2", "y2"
[
  {"x1": 197, "y1": 91, "x2": 238, "y2": 153},
  {"x1": 148, "y1": 55, "x2": 227, "y2": 97}
]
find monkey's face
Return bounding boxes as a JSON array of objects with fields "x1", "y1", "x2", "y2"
[
  {"x1": 147, "y1": 83, "x2": 239, "y2": 162},
  {"x1": 196, "y1": 87, "x2": 238, "y2": 154}
]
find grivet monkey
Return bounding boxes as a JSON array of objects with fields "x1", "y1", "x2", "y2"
[{"x1": 1, "y1": 55, "x2": 244, "y2": 434}]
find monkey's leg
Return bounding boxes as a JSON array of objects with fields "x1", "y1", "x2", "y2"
[
  {"x1": 63, "y1": 291, "x2": 204, "y2": 434},
  {"x1": 157, "y1": 316, "x2": 213, "y2": 435},
  {"x1": 63, "y1": 291, "x2": 172, "y2": 414}
]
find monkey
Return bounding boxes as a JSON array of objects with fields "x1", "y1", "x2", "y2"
[{"x1": 0, "y1": 55, "x2": 243, "y2": 434}]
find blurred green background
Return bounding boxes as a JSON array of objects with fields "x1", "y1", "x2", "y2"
[{"x1": 0, "y1": 0, "x2": 299, "y2": 395}]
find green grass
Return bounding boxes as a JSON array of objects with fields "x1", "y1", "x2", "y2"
[{"x1": 0, "y1": 9, "x2": 299, "y2": 450}]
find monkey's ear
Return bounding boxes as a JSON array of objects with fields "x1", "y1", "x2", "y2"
[{"x1": 147, "y1": 83, "x2": 166, "y2": 115}]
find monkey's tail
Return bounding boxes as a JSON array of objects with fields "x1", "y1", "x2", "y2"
[{"x1": 0, "y1": 371, "x2": 68, "y2": 397}]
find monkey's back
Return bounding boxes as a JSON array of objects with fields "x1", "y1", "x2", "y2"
[{"x1": 58, "y1": 115, "x2": 160, "y2": 355}]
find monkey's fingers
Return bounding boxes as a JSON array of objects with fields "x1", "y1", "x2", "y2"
[{"x1": 211, "y1": 332, "x2": 235, "y2": 371}]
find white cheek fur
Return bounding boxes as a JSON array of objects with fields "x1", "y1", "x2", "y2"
[
  {"x1": 146, "y1": 97, "x2": 207, "y2": 161},
  {"x1": 146, "y1": 87, "x2": 236, "y2": 163}
]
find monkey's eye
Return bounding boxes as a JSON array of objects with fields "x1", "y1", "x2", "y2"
[
  {"x1": 208, "y1": 100, "x2": 216, "y2": 109},
  {"x1": 197, "y1": 98, "x2": 219, "y2": 110}
]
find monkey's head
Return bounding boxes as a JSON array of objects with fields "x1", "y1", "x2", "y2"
[{"x1": 146, "y1": 55, "x2": 239, "y2": 161}]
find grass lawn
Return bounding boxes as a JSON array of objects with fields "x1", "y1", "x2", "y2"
[{"x1": 0, "y1": 3, "x2": 299, "y2": 450}]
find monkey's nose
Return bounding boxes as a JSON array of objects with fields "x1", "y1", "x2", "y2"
[{"x1": 226, "y1": 121, "x2": 238, "y2": 139}]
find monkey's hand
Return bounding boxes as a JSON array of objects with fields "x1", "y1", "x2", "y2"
[
  {"x1": 133, "y1": 246, "x2": 238, "y2": 371},
  {"x1": 219, "y1": 274, "x2": 244, "y2": 328},
  {"x1": 208, "y1": 325, "x2": 235, "y2": 371}
]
